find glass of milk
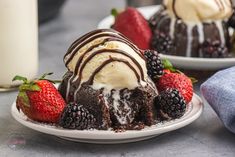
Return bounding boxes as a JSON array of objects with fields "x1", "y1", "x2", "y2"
[{"x1": 0, "y1": 0, "x2": 38, "y2": 91}]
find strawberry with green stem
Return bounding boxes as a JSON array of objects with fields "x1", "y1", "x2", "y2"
[
  {"x1": 156, "y1": 60, "x2": 196, "y2": 104},
  {"x1": 13, "y1": 73, "x2": 65, "y2": 123}
]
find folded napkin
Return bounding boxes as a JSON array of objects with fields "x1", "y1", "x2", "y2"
[{"x1": 201, "y1": 67, "x2": 235, "y2": 134}]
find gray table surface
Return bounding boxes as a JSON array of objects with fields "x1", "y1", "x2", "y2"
[{"x1": 0, "y1": 0, "x2": 235, "y2": 157}]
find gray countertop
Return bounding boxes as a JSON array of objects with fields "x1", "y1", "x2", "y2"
[{"x1": 0, "y1": 0, "x2": 235, "y2": 156}]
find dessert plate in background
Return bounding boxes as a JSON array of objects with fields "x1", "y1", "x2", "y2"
[
  {"x1": 11, "y1": 93, "x2": 203, "y2": 144},
  {"x1": 97, "y1": 5, "x2": 235, "y2": 70}
]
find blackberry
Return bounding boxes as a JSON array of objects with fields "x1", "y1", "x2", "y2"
[
  {"x1": 144, "y1": 50, "x2": 164, "y2": 80},
  {"x1": 201, "y1": 39, "x2": 229, "y2": 58},
  {"x1": 154, "y1": 88, "x2": 186, "y2": 120},
  {"x1": 151, "y1": 30, "x2": 173, "y2": 54},
  {"x1": 59, "y1": 102, "x2": 96, "y2": 130}
]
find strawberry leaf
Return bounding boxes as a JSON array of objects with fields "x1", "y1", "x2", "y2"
[
  {"x1": 31, "y1": 84, "x2": 41, "y2": 91},
  {"x1": 19, "y1": 84, "x2": 41, "y2": 92},
  {"x1": 37, "y1": 72, "x2": 61, "y2": 84},
  {"x1": 189, "y1": 77, "x2": 198, "y2": 84},
  {"x1": 162, "y1": 59, "x2": 173, "y2": 69},
  {"x1": 40, "y1": 72, "x2": 53, "y2": 80},
  {"x1": 18, "y1": 91, "x2": 30, "y2": 107},
  {"x1": 12, "y1": 75, "x2": 28, "y2": 83},
  {"x1": 111, "y1": 8, "x2": 119, "y2": 18},
  {"x1": 162, "y1": 59, "x2": 178, "y2": 72}
]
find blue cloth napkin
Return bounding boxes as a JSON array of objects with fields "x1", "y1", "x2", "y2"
[{"x1": 201, "y1": 67, "x2": 235, "y2": 134}]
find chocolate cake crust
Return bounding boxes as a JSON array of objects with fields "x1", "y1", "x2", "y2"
[{"x1": 59, "y1": 72, "x2": 158, "y2": 130}]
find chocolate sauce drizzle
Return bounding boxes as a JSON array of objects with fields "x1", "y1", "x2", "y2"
[
  {"x1": 229, "y1": 0, "x2": 233, "y2": 5},
  {"x1": 63, "y1": 29, "x2": 147, "y2": 102},
  {"x1": 64, "y1": 29, "x2": 144, "y2": 66},
  {"x1": 65, "y1": 29, "x2": 111, "y2": 58},
  {"x1": 172, "y1": 0, "x2": 180, "y2": 19},
  {"x1": 73, "y1": 38, "x2": 144, "y2": 77},
  {"x1": 87, "y1": 57, "x2": 140, "y2": 85},
  {"x1": 75, "y1": 49, "x2": 144, "y2": 86},
  {"x1": 67, "y1": 47, "x2": 145, "y2": 102}
]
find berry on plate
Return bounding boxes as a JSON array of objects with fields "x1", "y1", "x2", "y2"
[
  {"x1": 201, "y1": 39, "x2": 229, "y2": 58},
  {"x1": 112, "y1": 7, "x2": 152, "y2": 49},
  {"x1": 59, "y1": 102, "x2": 96, "y2": 130},
  {"x1": 154, "y1": 88, "x2": 186, "y2": 120},
  {"x1": 144, "y1": 49, "x2": 164, "y2": 81},
  {"x1": 156, "y1": 60, "x2": 194, "y2": 104},
  {"x1": 13, "y1": 73, "x2": 66, "y2": 123},
  {"x1": 151, "y1": 30, "x2": 174, "y2": 55}
]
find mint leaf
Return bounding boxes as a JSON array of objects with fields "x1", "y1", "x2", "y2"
[{"x1": 189, "y1": 77, "x2": 198, "y2": 84}]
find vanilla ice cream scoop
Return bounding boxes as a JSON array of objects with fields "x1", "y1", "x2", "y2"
[
  {"x1": 164, "y1": 0, "x2": 233, "y2": 22},
  {"x1": 63, "y1": 29, "x2": 148, "y2": 91}
]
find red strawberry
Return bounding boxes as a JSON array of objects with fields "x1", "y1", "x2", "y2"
[
  {"x1": 156, "y1": 72, "x2": 193, "y2": 104},
  {"x1": 13, "y1": 73, "x2": 66, "y2": 123},
  {"x1": 112, "y1": 7, "x2": 152, "y2": 50},
  {"x1": 163, "y1": 69, "x2": 171, "y2": 74}
]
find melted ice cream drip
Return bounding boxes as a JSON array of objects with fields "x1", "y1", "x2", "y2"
[
  {"x1": 166, "y1": 18, "x2": 227, "y2": 57},
  {"x1": 197, "y1": 23, "x2": 205, "y2": 44},
  {"x1": 215, "y1": 20, "x2": 226, "y2": 45},
  {"x1": 169, "y1": 18, "x2": 176, "y2": 39},
  {"x1": 186, "y1": 24, "x2": 194, "y2": 57}
]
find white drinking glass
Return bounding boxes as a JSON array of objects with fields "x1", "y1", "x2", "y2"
[{"x1": 0, "y1": 0, "x2": 38, "y2": 91}]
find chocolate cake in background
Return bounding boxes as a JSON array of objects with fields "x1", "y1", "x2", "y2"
[
  {"x1": 59, "y1": 29, "x2": 158, "y2": 130},
  {"x1": 149, "y1": 0, "x2": 235, "y2": 58}
]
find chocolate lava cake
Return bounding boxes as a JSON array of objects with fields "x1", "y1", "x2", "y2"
[
  {"x1": 59, "y1": 29, "x2": 158, "y2": 130},
  {"x1": 149, "y1": 0, "x2": 234, "y2": 58}
]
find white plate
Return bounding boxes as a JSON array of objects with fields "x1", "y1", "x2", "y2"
[
  {"x1": 11, "y1": 93, "x2": 203, "y2": 144},
  {"x1": 97, "y1": 5, "x2": 235, "y2": 70}
]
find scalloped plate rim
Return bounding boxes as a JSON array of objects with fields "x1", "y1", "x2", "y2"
[{"x1": 11, "y1": 93, "x2": 203, "y2": 143}]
